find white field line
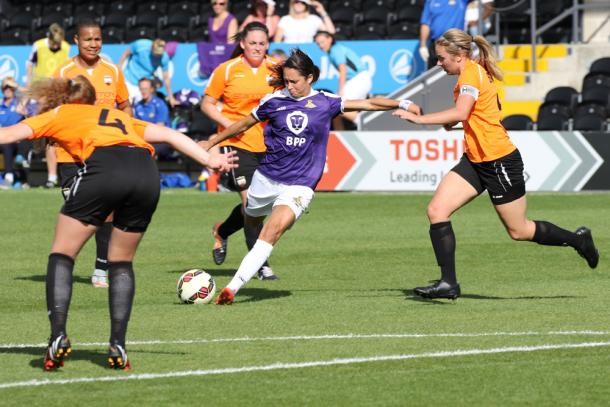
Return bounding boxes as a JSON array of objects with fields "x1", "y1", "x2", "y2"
[
  {"x1": 2, "y1": 330, "x2": 609, "y2": 349},
  {"x1": 1, "y1": 341, "x2": 609, "y2": 389}
]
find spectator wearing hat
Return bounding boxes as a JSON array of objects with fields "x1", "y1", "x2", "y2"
[
  {"x1": 119, "y1": 38, "x2": 177, "y2": 107},
  {"x1": 0, "y1": 77, "x2": 25, "y2": 188},
  {"x1": 419, "y1": 0, "x2": 469, "y2": 69},
  {"x1": 240, "y1": 0, "x2": 280, "y2": 39},
  {"x1": 25, "y1": 23, "x2": 71, "y2": 188},
  {"x1": 275, "y1": 0, "x2": 334, "y2": 43}
]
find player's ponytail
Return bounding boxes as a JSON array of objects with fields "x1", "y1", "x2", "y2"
[
  {"x1": 29, "y1": 75, "x2": 97, "y2": 113},
  {"x1": 436, "y1": 29, "x2": 503, "y2": 81}
]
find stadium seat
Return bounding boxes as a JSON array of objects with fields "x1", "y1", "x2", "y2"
[
  {"x1": 5, "y1": 11, "x2": 34, "y2": 30},
  {"x1": 37, "y1": 13, "x2": 69, "y2": 32},
  {"x1": 274, "y1": 0, "x2": 289, "y2": 17},
  {"x1": 358, "y1": 7, "x2": 390, "y2": 25},
  {"x1": 333, "y1": 23, "x2": 353, "y2": 40},
  {"x1": 13, "y1": 2, "x2": 42, "y2": 16},
  {"x1": 353, "y1": 22, "x2": 386, "y2": 39},
  {"x1": 589, "y1": 57, "x2": 610, "y2": 76},
  {"x1": 161, "y1": 12, "x2": 193, "y2": 30},
  {"x1": 131, "y1": 12, "x2": 161, "y2": 29},
  {"x1": 189, "y1": 16, "x2": 209, "y2": 42},
  {"x1": 573, "y1": 104, "x2": 608, "y2": 131},
  {"x1": 544, "y1": 86, "x2": 577, "y2": 113},
  {"x1": 386, "y1": 21, "x2": 419, "y2": 39},
  {"x1": 540, "y1": 25, "x2": 570, "y2": 44},
  {"x1": 73, "y1": 2, "x2": 105, "y2": 19},
  {"x1": 168, "y1": 1, "x2": 201, "y2": 15},
  {"x1": 104, "y1": 27, "x2": 126, "y2": 44},
  {"x1": 107, "y1": 0, "x2": 136, "y2": 15},
  {"x1": 159, "y1": 27, "x2": 189, "y2": 43},
  {"x1": 536, "y1": 102, "x2": 570, "y2": 130},
  {"x1": 361, "y1": 0, "x2": 394, "y2": 11},
  {"x1": 501, "y1": 114, "x2": 534, "y2": 130},
  {"x1": 125, "y1": 26, "x2": 157, "y2": 42},
  {"x1": 42, "y1": 2, "x2": 73, "y2": 16},
  {"x1": 394, "y1": 4, "x2": 423, "y2": 23},
  {"x1": 233, "y1": 7, "x2": 252, "y2": 25},
  {"x1": 136, "y1": 2, "x2": 168, "y2": 15},
  {"x1": 0, "y1": 27, "x2": 31, "y2": 45},
  {"x1": 580, "y1": 87, "x2": 610, "y2": 110},
  {"x1": 102, "y1": 12, "x2": 131, "y2": 30},
  {"x1": 582, "y1": 73, "x2": 610, "y2": 92},
  {"x1": 329, "y1": 7, "x2": 357, "y2": 26},
  {"x1": 504, "y1": 26, "x2": 530, "y2": 44},
  {"x1": 328, "y1": 0, "x2": 362, "y2": 12}
]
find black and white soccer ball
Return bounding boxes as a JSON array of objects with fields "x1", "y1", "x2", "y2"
[{"x1": 177, "y1": 269, "x2": 216, "y2": 304}]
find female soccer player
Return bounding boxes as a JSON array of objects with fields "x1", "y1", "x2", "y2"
[
  {"x1": 202, "y1": 22, "x2": 278, "y2": 280},
  {"x1": 393, "y1": 29, "x2": 599, "y2": 300},
  {"x1": 203, "y1": 49, "x2": 420, "y2": 305},
  {"x1": 0, "y1": 76, "x2": 237, "y2": 371}
]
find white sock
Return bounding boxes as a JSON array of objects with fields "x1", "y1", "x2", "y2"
[
  {"x1": 227, "y1": 239, "x2": 274, "y2": 294},
  {"x1": 48, "y1": 174, "x2": 58, "y2": 183},
  {"x1": 4, "y1": 172, "x2": 14, "y2": 184}
]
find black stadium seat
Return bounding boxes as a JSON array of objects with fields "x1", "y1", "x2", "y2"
[
  {"x1": 536, "y1": 102, "x2": 570, "y2": 130},
  {"x1": 125, "y1": 26, "x2": 157, "y2": 42},
  {"x1": 330, "y1": 7, "x2": 357, "y2": 26},
  {"x1": 333, "y1": 23, "x2": 353, "y2": 40},
  {"x1": 573, "y1": 104, "x2": 607, "y2": 131},
  {"x1": 589, "y1": 57, "x2": 610, "y2": 76},
  {"x1": 107, "y1": 0, "x2": 136, "y2": 15},
  {"x1": 544, "y1": 86, "x2": 577, "y2": 113},
  {"x1": 159, "y1": 27, "x2": 189, "y2": 43},
  {"x1": 104, "y1": 27, "x2": 126, "y2": 44},
  {"x1": 580, "y1": 87, "x2": 610, "y2": 110},
  {"x1": 353, "y1": 22, "x2": 386, "y2": 39},
  {"x1": 582, "y1": 72, "x2": 610, "y2": 92},
  {"x1": 168, "y1": 1, "x2": 201, "y2": 15},
  {"x1": 103, "y1": 12, "x2": 131, "y2": 30},
  {"x1": 502, "y1": 114, "x2": 534, "y2": 130},
  {"x1": 359, "y1": 7, "x2": 390, "y2": 25},
  {"x1": 162, "y1": 13, "x2": 193, "y2": 30},
  {"x1": 386, "y1": 21, "x2": 419, "y2": 39},
  {"x1": 394, "y1": 4, "x2": 423, "y2": 23}
]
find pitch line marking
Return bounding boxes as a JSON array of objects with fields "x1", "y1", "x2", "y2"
[
  {"x1": 1, "y1": 341, "x2": 609, "y2": 389},
  {"x1": 2, "y1": 330, "x2": 609, "y2": 350}
]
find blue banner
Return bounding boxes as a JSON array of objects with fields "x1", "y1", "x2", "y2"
[{"x1": 0, "y1": 40, "x2": 424, "y2": 96}]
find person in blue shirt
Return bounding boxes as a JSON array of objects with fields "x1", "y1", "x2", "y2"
[
  {"x1": 201, "y1": 49, "x2": 421, "y2": 305},
  {"x1": 134, "y1": 78, "x2": 176, "y2": 160},
  {"x1": 0, "y1": 77, "x2": 25, "y2": 188},
  {"x1": 119, "y1": 38, "x2": 177, "y2": 107},
  {"x1": 419, "y1": 0, "x2": 469, "y2": 68},
  {"x1": 314, "y1": 30, "x2": 372, "y2": 129}
]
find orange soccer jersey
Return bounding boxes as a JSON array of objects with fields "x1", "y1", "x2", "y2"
[
  {"x1": 23, "y1": 104, "x2": 154, "y2": 162},
  {"x1": 205, "y1": 55, "x2": 276, "y2": 152},
  {"x1": 53, "y1": 57, "x2": 130, "y2": 162},
  {"x1": 454, "y1": 59, "x2": 515, "y2": 163}
]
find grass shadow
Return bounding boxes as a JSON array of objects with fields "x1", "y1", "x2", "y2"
[
  {"x1": 401, "y1": 289, "x2": 580, "y2": 303},
  {"x1": 14, "y1": 275, "x2": 92, "y2": 285},
  {"x1": 167, "y1": 268, "x2": 238, "y2": 277},
  {"x1": 236, "y1": 288, "x2": 292, "y2": 304}
]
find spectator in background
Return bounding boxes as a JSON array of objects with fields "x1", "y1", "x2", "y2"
[
  {"x1": 210, "y1": 0, "x2": 238, "y2": 44},
  {"x1": 314, "y1": 31, "x2": 371, "y2": 129},
  {"x1": 274, "y1": 0, "x2": 334, "y2": 43},
  {"x1": 240, "y1": 0, "x2": 280, "y2": 39},
  {"x1": 202, "y1": 22, "x2": 278, "y2": 280},
  {"x1": 26, "y1": 23, "x2": 71, "y2": 189},
  {"x1": 135, "y1": 78, "x2": 177, "y2": 161},
  {"x1": 0, "y1": 77, "x2": 24, "y2": 189},
  {"x1": 465, "y1": 0, "x2": 494, "y2": 36},
  {"x1": 270, "y1": 48, "x2": 287, "y2": 62},
  {"x1": 419, "y1": 0, "x2": 469, "y2": 69},
  {"x1": 119, "y1": 38, "x2": 177, "y2": 107}
]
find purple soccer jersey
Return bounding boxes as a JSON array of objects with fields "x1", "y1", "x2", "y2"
[{"x1": 252, "y1": 89, "x2": 344, "y2": 188}]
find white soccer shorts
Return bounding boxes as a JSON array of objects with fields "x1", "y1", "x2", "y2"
[
  {"x1": 245, "y1": 170, "x2": 314, "y2": 219},
  {"x1": 343, "y1": 71, "x2": 372, "y2": 100}
]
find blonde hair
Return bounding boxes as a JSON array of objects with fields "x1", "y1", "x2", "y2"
[
  {"x1": 28, "y1": 75, "x2": 96, "y2": 114},
  {"x1": 435, "y1": 28, "x2": 503, "y2": 81},
  {"x1": 48, "y1": 23, "x2": 65, "y2": 45}
]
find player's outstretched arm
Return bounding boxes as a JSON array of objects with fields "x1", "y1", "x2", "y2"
[
  {"x1": 344, "y1": 98, "x2": 421, "y2": 114},
  {"x1": 393, "y1": 93, "x2": 474, "y2": 125},
  {"x1": 143, "y1": 124, "x2": 238, "y2": 172},
  {"x1": 205, "y1": 114, "x2": 259, "y2": 149},
  {"x1": 0, "y1": 123, "x2": 34, "y2": 144}
]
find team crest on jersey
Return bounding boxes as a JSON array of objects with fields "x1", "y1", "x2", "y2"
[
  {"x1": 304, "y1": 99, "x2": 316, "y2": 108},
  {"x1": 104, "y1": 75, "x2": 112, "y2": 85},
  {"x1": 286, "y1": 111, "x2": 308, "y2": 135}
]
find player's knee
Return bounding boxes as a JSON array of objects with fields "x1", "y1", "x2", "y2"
[
  {"x1": 426, "y1": 202, "x2": 448, "y2": 223},
  {"x1": 507, "y1": 227, "x2": 529, "y2": 241}
]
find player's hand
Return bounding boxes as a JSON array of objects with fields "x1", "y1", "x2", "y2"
[
  {"x1": 208, "y1": 150, "x2": 239, "y2": 173},
  {"x1": 419, "y1": 47, "x2": 429, "y2": 62},
  {"x1": 409, "y1": 103, "x2": 422, "y2": 115},
  {"x1": 311, "y1": 1, "x2": 326, "y2": 15},
  {"x1": 392, "y1": 109, "x2": 420, "y2": 124}
]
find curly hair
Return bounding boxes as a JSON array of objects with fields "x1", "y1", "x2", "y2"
[{"x1": 28, "y1": 75, "x2": 96, "y2": 114}]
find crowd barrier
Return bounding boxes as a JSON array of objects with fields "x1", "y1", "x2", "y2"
[{"x1": 317, "y1": 131, "x2": 608, "y2": 191}]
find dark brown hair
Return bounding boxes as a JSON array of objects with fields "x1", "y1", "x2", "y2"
[{"x1": 268, "y1": 48, "x2": 320, "y2": 89}]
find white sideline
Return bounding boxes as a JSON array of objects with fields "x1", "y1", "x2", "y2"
[
  {"x1": 1, "y1": 341, "x2": 609, "y2": 389},
  {"x1": 1, "y1": 330, "x2": 609, "y2": 349}
]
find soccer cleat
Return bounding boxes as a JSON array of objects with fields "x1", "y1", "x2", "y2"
[
  {"x1": 215, "y1": 287, "x2": 235, "y2": 305},
  {"x1": 257, "y1": 266, "x2": 278, "y2": 280},
  {"x1": 44, "y1": 180, "x2": 58, "y2": 189},
  {"x1": 108, "y1": 343, "x2": 131, "y2": 371},
  {"x1": 414, "y1": 280, "x2": 461, "y2": 300},
  {"x1": 91, "y1": 269, "x2": 109, "y2": 288},
  {"x1": 43, "y1": 334, "x2": 72, "y2": 371},
  {"x1": 212, "y1": 222, "x2": 228, "y2": 265},
  {"x1": 575, "y1": 227, "x2": 599, "y2": 269}
]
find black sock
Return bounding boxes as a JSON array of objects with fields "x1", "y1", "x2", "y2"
[
  {"x1": 429, "y1": 222, "x2": 457, "y2": 285},
  {"x1": 108, "y1": 262, "x2": 135, "y2": 347},
  {"x1": 532, "y1": 220, "x2": 579, "y2": 247},
  {"x1": 244, "y1": 221, "x2": 270, "y2": 268},
  {"x1": 46, "y1": 253, "x2": 74, "y2": 338},
  {"x1": 95, "y1": 222, "x2": 112, "y2": 271},
  {"x1": 217, "y1": 203, "x2": 244, "y2": 239}
]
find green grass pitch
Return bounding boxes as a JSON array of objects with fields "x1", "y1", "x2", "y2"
[{"x1": 0, "y1": 189, "x2": 608, "y2": 405}]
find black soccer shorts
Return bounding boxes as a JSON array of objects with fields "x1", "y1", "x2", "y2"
[{"x1": 219, "y1": 146, "x2": 265, "y2": 191}]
